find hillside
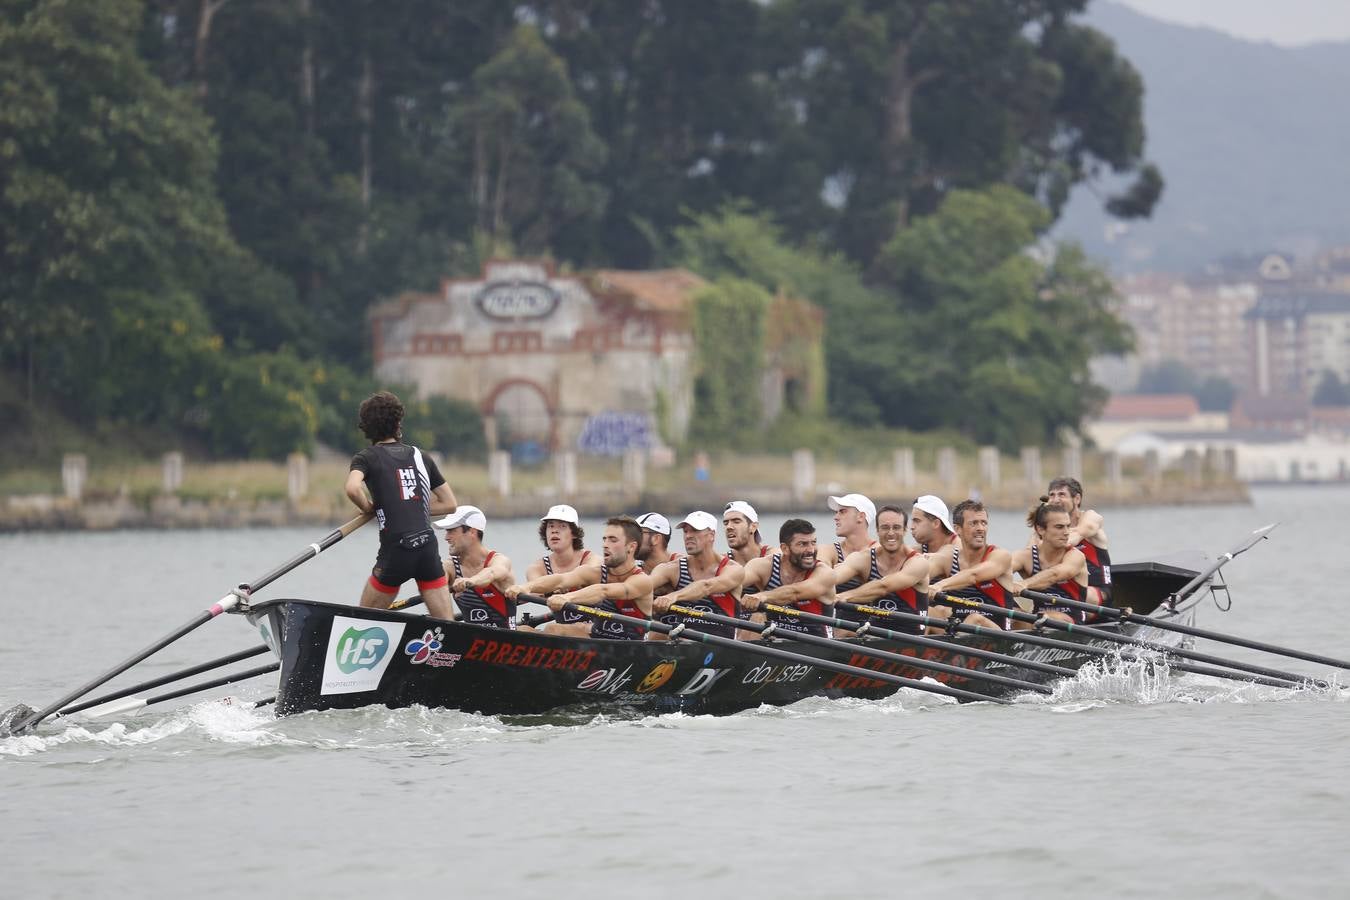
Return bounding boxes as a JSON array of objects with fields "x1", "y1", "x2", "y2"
[{"x1": 1057, "y1": 1, "x2": 1350, "y2": 271}]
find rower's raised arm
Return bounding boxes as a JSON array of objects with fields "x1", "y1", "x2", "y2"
[
  {"x1": 507, "y1": 563, "x2": 598, "y2": 600},
  {"x1": 1018, "y1": 547, "x2": 1087, "y2": 593},
  {"x1": 833, "y1": 550, "x2": 870, "y2": 588},
  {"x1": 1069, "y1": 509, "x2": 1104, "y2": 546},
  {"x1": 935, "y1": 547, "x2": 1013, "y2": 593}
]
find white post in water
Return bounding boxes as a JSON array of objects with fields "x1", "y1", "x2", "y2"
[
  {"x1": 1182, "y1": 448, "x2": 1202, "y2": 485},
  {"x1": 489, "y1": 450, "x2": 512, "y2": 497},
  {"x1": 555, "y1": 451, "x2": 578, "y2": 497},
  {"x1": 1061, "y1": 443, "x2": 1082, "y2": 482},
  {"x1": 62, "y1": 453, "x2": 87, "y2": 502},
  {"x1": 937, "y1": 447, "x2": 957, "y2": 490},
  {"x1": 162, "y1": 451, "x2": 184, "y2": 495},
  {"x1": 1103, "y1": 450, "x2": 1122, "y2": 486},
  {"x1": 622, "y1": 450, "x2": 646, "y2": 494},
  {"x1": 792, "y1": 449, "x2": 815, "y2": 503},
  {"x1": 1204, "y1": 445, "x2": 1222, "y2": 480},
  {"x1": 892, "y1": 448, "x2": 915, "y2": 490},
  {"x1": 1143, "y1": 449, "x2": 1161, "y2": 486},
  {"x1": 978, "y1": 446, "x2": 1000, "y2": 489},
  {"x1": 1021, "y1": 446, "x2": 1041, "y2": 488},
  {"x1": 287, "y1": 453, "x2": 309, "y2": 501},
  {"x1": 1222, "y1": 447, "x2": 1238, "y2": 478}
]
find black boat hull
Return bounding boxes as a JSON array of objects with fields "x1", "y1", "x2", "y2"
[{"x1": 243, "y1": 560, "x2": 1200, "y2": 717}]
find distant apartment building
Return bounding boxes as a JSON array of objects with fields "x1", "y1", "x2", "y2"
[
  {"x1": 1113, "y1": 273, "x2": 1258, "y2": 386},
  {"x1": 1246, "y1": 289, "x2": 1350, "y2": 397}
]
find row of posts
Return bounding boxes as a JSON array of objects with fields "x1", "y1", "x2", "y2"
[{"x1": 54, "y1": 445, "x2": 1239, "y2": 504}]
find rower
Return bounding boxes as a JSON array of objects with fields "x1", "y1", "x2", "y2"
[
  {"x1": 650, "y1": 511, "x2": 745, "y2": 640},
  {"x1": 1046, "y1": 476, "x2": 1112, "y2": 607},
  {"x1": 910, "y1": 494, "x2": 957, "y2": 555},
  {"x1": 740, "y1": 518, "x2": 836, "y2": 640},
  {"x1": 833, "y1": 504, "x2": 930, "y2": 637},
  {"x1": 723, "y1": 500, "x2": 773, "y2": 565},
  {"x1": 345, "y1": 391, "x2": 457, "y2": 620},
  {"x1": 1009, "y1": 497, "x2": 1090, "y2": 627},
  {"x1": 929, "y1": 500, "x2": 1017, "y2": 631},
  {"x1": 507, "y1": 517, "x2": 654, "y2": 641},
  {"x1": 635, "y1": 512, "x2": 677, "y2": 569},
  {"x1": 436, "y1": 505, "x2": 516, "y2": 629},
  {"x1": 525, "y1": 504, "x2": 595, "y2": 636},
  {"x1": 823, "y1": 493, "x2": 877, "y2": 574}
]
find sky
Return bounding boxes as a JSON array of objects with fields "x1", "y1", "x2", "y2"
[{"x1": 1116, "y1": 0, "x2": 1350, "y2": 46}]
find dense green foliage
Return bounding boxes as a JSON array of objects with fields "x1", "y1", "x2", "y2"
[
  {"x1": 1, "y1": 0, "x2": 1158, "y2": 459},
  {"x1": 690, "y1": 278, "x2": 771, "y2": 443},
  {"x1": 1135, "y1": 361, "x2": 1237, "y2": 413}
]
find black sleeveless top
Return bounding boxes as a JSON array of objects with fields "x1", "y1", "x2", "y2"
[
  {"x1": 851, "y1": 548, "x2": 927, "y2": 636},
  {"x1": 589, "y1": 564, "x2": 649, "y2": 641},
  {"x1": 761, "y1": 554, "x2": 830, "y2": 637},
  {"x1": 450, "y1": 552, "x2": 514, "y2": 629},
  {"x1": 658, "y1": 555, "x2": 740, "y2": 639}
]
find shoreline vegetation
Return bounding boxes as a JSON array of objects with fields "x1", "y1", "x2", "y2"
[{"x1": 0, "y1": 451, "x2": 1248, "y2": 533}]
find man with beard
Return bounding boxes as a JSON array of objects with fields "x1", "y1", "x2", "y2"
[
  {"x1": 833, "y1": 504, "x2": 930, "y2": 637},
  {"x1": 508, "y1": 516, "x2": 654, "y2": 641},
  {"x1": 740, "y1": 519, "x2": 836, "y2": 639},
  {"x1": 635, "y1": 512, "x2": 677, "y2": 569},
  {"x1": 524, "y1": 504, "x2": 594, "y2": 636},
  {"x1": 649, "y1": 511, "x2": 745, "y2": 640},
  {"x1": 1046, "y1": 477, "x2": 1112, "y2": 606},
  {"x1": 723, "y1": 500, "x2": 773, "y2": 565},
  {"x1": 1010, "y1": 498, "x2": 1091, "y2": 626},
  {"x1": 436, "y1": 505, "x2": 516, "y2": 629},
  {"x1": 929, "y1": 500, "x2": 1018, "y2": 631}
]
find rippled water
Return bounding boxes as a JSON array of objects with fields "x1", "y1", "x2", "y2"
[{"x1": 4, "y1": 487, "x2": 1349, "y2": 898}]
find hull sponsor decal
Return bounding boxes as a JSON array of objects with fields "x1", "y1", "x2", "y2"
[
  {"x1": 404, "y1": 628, "x2": 463, "y2": 668},
  {"x1": 635, "y1": 660, "x2": 678, "y2": 693},
  {"x1": 464, "y1": 638, "x2": 596, "y2": 671},
  {"x1": 321, "y1": 616, "x2": 406, "y2": 695}
]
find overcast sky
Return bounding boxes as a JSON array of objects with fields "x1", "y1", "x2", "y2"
[{"x1": 1116, "y1": 0, "x2": 1350, "y2": 46}]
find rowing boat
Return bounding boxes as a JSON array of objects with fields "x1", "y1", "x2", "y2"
[{"x1": 241, "y1": 559, "x2": 1203, "y2": 717}]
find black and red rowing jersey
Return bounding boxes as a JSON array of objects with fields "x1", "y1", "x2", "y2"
[
  {"x1": 1076, "y1": 539, "x2": 1112, "y2": 599},
  {"x1": 658, "y1": 555, "x2": 740, "y2": 639},
  {"x1": 852, "y1": 547, "x2": 927, "y2": 635},
  {"x1": 349, "y1": 443, "x2": 444, "y2": 543},
  {"x1": 589, "y1": 564, "x2": 649, "y2": 641},
  {"x1": 451, "y1": 551, "x2": 515, "y2": 629},
  {"x1": 942, "y1": 545, "x2": 1014, "y2": 630},
  {"x1": 1029, "y1": 545, "x2": 1086, "y2": 623},
  {"x1": 548, "y1": 550, "x2": 594, "y2": 625},
  {"x1": 762, "y1": 554, "x2": 830, "y2": 637}
]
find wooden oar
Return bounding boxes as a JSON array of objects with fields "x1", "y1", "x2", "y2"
[
  {"x1": 75, "y1": 662, "x2": 281, "y2": 721},
  {"x1": 932, "y1": 592, "x2": 1324, "y2": 689},
  {"x1": 58, "y1": 644, "x2": 271, "y2": 717},
  {"x1": 1021, "y1": 589, "x2": 1350, "y2": 672},
  {"x1": 834, "y1": 601, "x2": 1300, "y2": 689},
  {"x1": 0, "y1": 513, "x2": 372, "y2": 737},
  {"x1": 667, "y1": 603, "x2": 1052, "y2": 694},
  {"x1": 531, "y1": 597, "x2": 1007, "y2": 704}
]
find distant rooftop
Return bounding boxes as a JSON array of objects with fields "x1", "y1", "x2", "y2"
[{"x1": 1102, "y1": 394, "x2": 1201, "y2": 421}]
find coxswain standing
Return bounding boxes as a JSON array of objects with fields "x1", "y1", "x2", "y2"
[
  {"x1": 723, "y1": 500, "x2": 773, "y2": 565},
  {"x1": 740, "y1": 519, "x2": 836, "y2": 640},
  {"x1": 435, "y1": 505, "x2": 516, "y2": 629},
  {"x1": 525, "y1": 504, "x2": 595, "y2": 636},
  {"x1": 929, "y1": 500, "x2": 1017, "y2": 631},
  {"x1": 1009, "y1": 498, "x2": 1091, "y2": 627},
  {"x1": 832, "y1": 504, "x2": 930, "y2": 637},
  {"x1": 345, "y1": 391, "x2": 457, "y2": 619},
  {"x1": 910, "y1": 494, "x2": 958, "y2": 555},
  {"x1": 1046, "y1": 477, "x2": 1112, "y2": 606},
  {"x1": 649, "y1": 511, "x2": 745, "y2": 641},
  {"x1": 507, "y1": 517, "x2": 654, "y2": 641}
]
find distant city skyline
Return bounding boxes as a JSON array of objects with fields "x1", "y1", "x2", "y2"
[{"x1": 1115, "y1": 0, "x2": 1350, "y2": 46}]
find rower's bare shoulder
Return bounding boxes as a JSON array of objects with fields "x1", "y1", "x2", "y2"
[{"x1": 524, "y1": 560, "x2": 545, "y2": 580}]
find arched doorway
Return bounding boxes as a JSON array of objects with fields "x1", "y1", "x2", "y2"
[{"x1": 484, "y1": 379, "x2": 553, "y2": 460}]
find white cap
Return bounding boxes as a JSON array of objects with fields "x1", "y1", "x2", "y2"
[
  {"x1": 828, "y1": 493, "x2": 876, "y2": 526},
  {"x1": 912, "y1": 495, "x2": 953, "y2": 534},
  {"x1": 723, "y1": 500, "x2": 759, "y2": 523},
  {"x1": 635, "y1": 512, "x2": 671, "y2": 536},
  {"x1": 434, "y1": 505, "x2": 487, "y2": 531},
  {"x1": 678, "y1": 511, "x2": 719, "y2": 532},
  {"x1": 540, "y1": 504, "x2": 580, "y2": 526}
]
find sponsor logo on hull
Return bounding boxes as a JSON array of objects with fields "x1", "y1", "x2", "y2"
[
  {"x1": 635, "y1": 660, "x2": 678, "y2": 693},
  {"x1": 404, "y1": 628, "x2": 463, "y2": 668},
  {"x1": 464, "y1": 638, "x2": 596, "y2": 671},
  {"x1": 321, "y1": 616, "x2": 406, "y2": 695}
]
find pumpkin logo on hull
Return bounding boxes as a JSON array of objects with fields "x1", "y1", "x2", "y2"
[{"x1": 636, "y1": 660, "x2": 678, "y2": 693}]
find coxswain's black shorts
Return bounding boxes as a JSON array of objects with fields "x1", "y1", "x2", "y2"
[{"x1": 369, "y1": 531, "x2": 447, "y2": 595}]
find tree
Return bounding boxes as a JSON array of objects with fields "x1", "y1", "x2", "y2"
[{"x1": 1313, "y1": 370, "x2": 1350, "y2": 407}]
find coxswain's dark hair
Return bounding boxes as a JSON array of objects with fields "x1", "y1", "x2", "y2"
[
  {"x1": 1048, "y1": 476, "x2": 1083, "y2": 500},
  {"x1": 1025, "y1": 495, "x2": 1070, "y2": 529},
  {"x1": 876, "y1": 504, "x2": 908, "y2": 527},
  {"x1": 951, "y1": 499, "x2": 985, "y2": 526},
  {"x1": 779, "y1": 518, "x2": 815, "y2": 545},
  {"x1": 607, "y1": 515, "x2": 642, "y2": 552},
  {"x1": 538, "y1": 520, "x2": 585, "y2": 551},
  {"x1": 358, "y1": 391, "x2": 405, "y2": 442}
]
